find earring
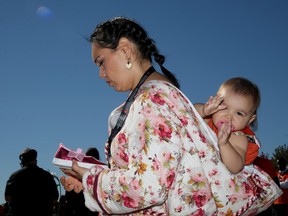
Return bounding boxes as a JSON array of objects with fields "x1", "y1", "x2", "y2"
[{"x1": 125, "y1": 61, "x2": 132, "y2": 70}]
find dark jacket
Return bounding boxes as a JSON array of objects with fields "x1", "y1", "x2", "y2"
[{"x1": 5, "y1": 164, "x2": 59, "y2": 216}]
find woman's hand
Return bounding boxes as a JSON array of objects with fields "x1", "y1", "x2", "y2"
[
  {"x1": 60, "y1": 160, "x2": 89, "y2": 193},
  {"x1": 60, "y1": 160, "x2": 88, "y2": 180},
  {"x1": 60, "y1": 175, "x2": 83, "y2": 193}
]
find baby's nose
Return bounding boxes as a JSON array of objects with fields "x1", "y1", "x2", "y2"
[{"x1": 225, "y1": 115, "x2": 232, "y2": 120}]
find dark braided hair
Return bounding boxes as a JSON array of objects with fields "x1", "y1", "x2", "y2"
[{"x1": 90, "y1": 17, "x2": 180, "y2": 88}]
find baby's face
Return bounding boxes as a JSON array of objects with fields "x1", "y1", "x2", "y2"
[{"x1": 212, "y1": 87, "x2": 255, "y2": 131}]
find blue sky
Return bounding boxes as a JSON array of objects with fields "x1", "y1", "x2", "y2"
[{"x1": 0, "y1": 0, "x2": 287, "y2": 203}]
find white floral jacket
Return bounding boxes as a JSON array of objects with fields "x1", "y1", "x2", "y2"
[{"x1": 82, "y1": 81, "x2": 282, "y2": 215}]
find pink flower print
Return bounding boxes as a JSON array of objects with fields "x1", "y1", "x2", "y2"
[
  {"x1": 87, "y1": 175, "x2": 94, "y2": 186},
  {"x1": 191, "y1": 209, "x2": 205, "y2": 216},
  {"x1": 193, "y1": 190, "x2": 210, "y2": 207},
  {"x1": 149, "y1": 199, "x2": 158, "y2": 205},
  {"x1": 208, "y1": 168, "x2": 218, "y2": 177},
  {"x1": 165, "y1": 170, "x2": 175, "y2": 187},
  {"x1": 154, "y1": 123, "x2": 172, "y2": 140},
  {"x1": 131, "y1": 179, "x2": 141, "y2": 191},
  {"x1": 180, "y1": 116, "x2": 188, "y2": 126},
  {"x1": 198, "y1": 150, "x2": 206, "y2": 159},
  {"x1": 175, "y1": 206, "x2": 183, "y2": 212},
  {"x1": 142, "y1": 105, "x2": 153, "y2": 115},
  {"x1": 227, "y1": 194, "x2": 238, "y2": 204},
  {"x1": 118, "y1": 133, "x2": 127, "y2": 144},
  {"x1": 191, "y1": 173, "x2": 205, "y2": 183},
  {"x1": 199, "y1": 132, "x2": 206, "y2": 143},
  {"x1": 214, "y1": 179, "x2": 221, "y2": 186},
  {"x1": 242, "y1": 181, "x2": 254, "y2": 195},
  {"x1": 119, "y1": 151, "x2": 129, "y2": 163},
  {"x1": 122, "y1": 192, "x2": 139, "y2": 208},
  {"x1": 152, "y1": 158, "x2": 161, "y2": 171},
  {"x1": 119, "y1": 176, "x2": 128, "y2": 186},
  {"x1": 163, "y1": 152, "x2": 172, "y2": 161},
  {"x1": 229, "y1": 178, "x2": 236, "y2": 190},
  {"x1": 151, "y1": 93, "x2": 165, "y2": 105},
  {"x1": 187, "y1": 132, "x2": 193, "y2": 142},
  {"x1": 177, "y1": 188, "x2": 183, "y2": 195}
]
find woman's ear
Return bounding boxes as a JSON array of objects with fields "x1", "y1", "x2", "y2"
[{"x1": 118, "y1": 37, "x2": 132, "y2": 58}]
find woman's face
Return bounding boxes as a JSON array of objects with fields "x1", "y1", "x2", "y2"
[
  {"x1": 212, "y1": 87, "x2": 256, "y2": 131},
  {"x1": 91, "y1": 42, "x2": 133, "y2": 92}
]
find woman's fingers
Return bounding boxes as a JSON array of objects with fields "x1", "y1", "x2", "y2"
[
  {"x1": 60, "y1": 175, "x2": 83, "y2": 192},
  {"x1": 60, "y1": 167, "x2": 79, "y2": 178},
  {"x1": 71, "y1": 160, "x2": 89, "y2": 178}
]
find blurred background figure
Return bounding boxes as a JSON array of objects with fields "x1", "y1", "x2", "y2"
[
  {"x1": 4, "y1": 148, "x2": 59, "y2": 216},
  {"x1": 277, "y1": 157, "x2": 288, "y2": 188},
  {"x1": 59, "y1": 147, "x2": 100, "y2": 216},
  {"x1": 274, "y1": 157, "x2": 288, "y2": 215}
]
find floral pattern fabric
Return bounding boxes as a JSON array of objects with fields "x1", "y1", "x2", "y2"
[{"x1": 82, "y1": 81, "x2": 282, "y2": 215}]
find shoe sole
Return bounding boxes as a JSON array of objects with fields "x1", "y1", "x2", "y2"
[{"x1": 52, "y1": 158, "x2": 102, "y2": 169}]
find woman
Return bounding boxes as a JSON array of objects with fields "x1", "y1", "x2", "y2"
[{"x1": 60, "y1": 17, "x2": 281, "y2": 215}]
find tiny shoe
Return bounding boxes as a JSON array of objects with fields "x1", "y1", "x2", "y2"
[{"x1": 52, "y1": 143, "x2": 107, "y2": 169}]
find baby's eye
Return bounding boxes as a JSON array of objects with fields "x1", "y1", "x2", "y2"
[{"x1": 236, "y1": 112, "x2": 243, "y2": 116}]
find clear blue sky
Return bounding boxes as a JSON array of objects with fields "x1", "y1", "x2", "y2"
[{"x1": 1, "y1": 0, "x2": 287, "y2": 203}]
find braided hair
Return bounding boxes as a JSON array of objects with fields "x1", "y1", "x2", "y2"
[{"x1": 90, "y1": 17, "x2": 180, "y2": 88}]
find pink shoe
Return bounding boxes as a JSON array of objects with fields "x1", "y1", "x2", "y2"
[{"x1": 52, "y1": 143, "x2": 107, "y2": 169}]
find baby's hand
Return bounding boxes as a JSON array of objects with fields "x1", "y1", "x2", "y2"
[
  {"x1": 203, "y1": 94, "x2": 226, "y2": 116},
  {"x1": 217, "y1": 120, "x2": 232, "y2": 146}
]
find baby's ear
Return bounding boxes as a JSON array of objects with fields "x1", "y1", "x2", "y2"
[{"x1": 248, "y1": 114, "x2": 256, "y2": 125}]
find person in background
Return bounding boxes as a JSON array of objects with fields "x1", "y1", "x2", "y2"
[
  {"x1": 277, "y1": 157, "x2": 288, "y2": 188},
  {"x1": 194, "y1": 77, "x2": 261, "y2": 174},
  {"x1": 59, "y1": 17, "x2": 281, "y2": 215},
  {"x1": 59, "y1": 147, "x2": 100, "y2": 216},
  {"x1": 274, "y1": 157, "x2": 288, "y2": 215},
  {"x1": 4, "y1": 148, "x2": 59, "y2": 216},
  {"x1": 0, "y1": 204, "x2": 4, "y2": 216}
]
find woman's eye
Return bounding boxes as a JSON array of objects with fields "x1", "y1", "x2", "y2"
[{"x1": 96, "y1": 60, "x2": 103, "y2": 67}]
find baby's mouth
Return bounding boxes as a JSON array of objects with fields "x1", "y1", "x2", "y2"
[
  {"x1": 216, "y1": 120, "x2": 235, "y2": 131},
  {"x1": 216, "y1": 120, "x2": 226, "y2": 130}
]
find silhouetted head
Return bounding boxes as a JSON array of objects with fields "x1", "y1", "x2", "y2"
[
  {"x1": 86, "y1": 147, "x2": 100, "y2": 160},
  {"x1": 19, "y1": 148, "x2": 37, "y2": 167}
]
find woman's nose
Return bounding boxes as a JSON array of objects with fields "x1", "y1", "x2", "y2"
[{"x1": 99, "y1": 67, "x2": 106, "y2": 78}]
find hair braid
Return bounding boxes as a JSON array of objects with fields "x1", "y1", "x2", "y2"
[{"x1": 90, "y1": 17, "x2": 180, "y2": 88}]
